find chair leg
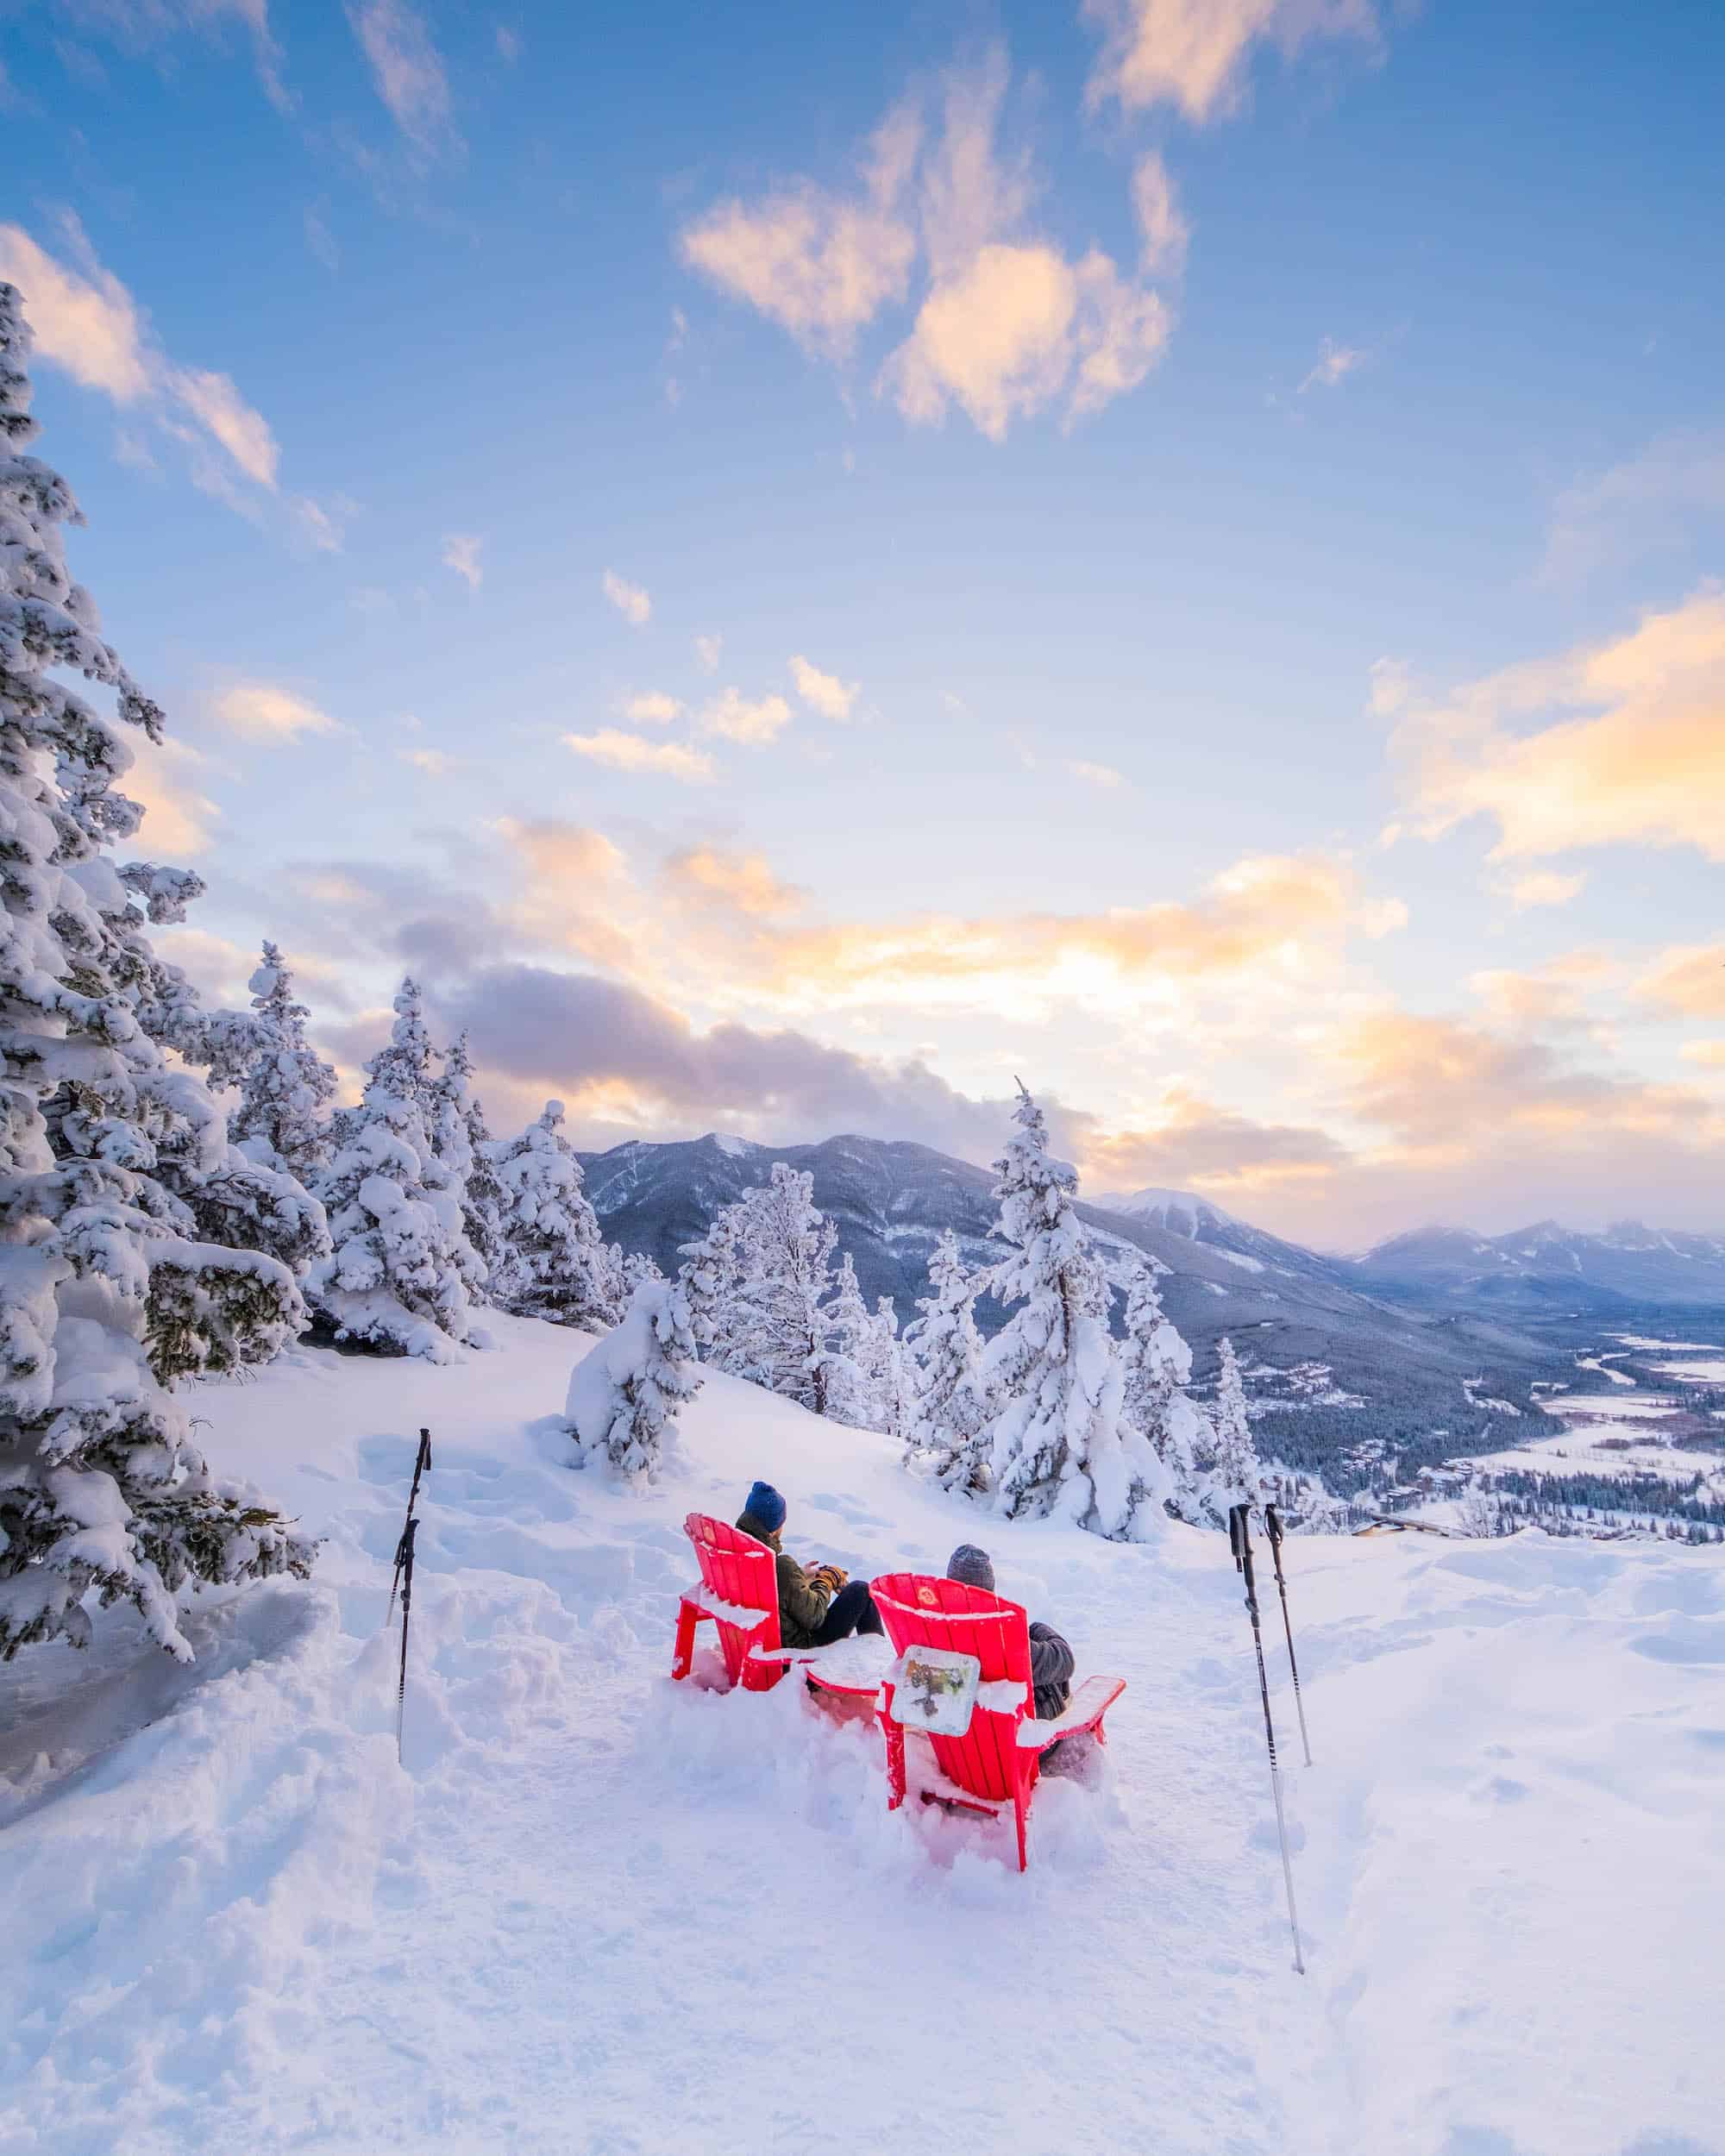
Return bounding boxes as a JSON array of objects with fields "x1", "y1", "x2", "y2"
[
  {"x1": 884, "y1": 1699, "x2": 906, "y2": 1811},
  {"x1": 672, "y1": 1601, "x2": 699, "y2": 1681},
  {"x1": 1013, "y1": 1770, "x2": 1030, "y2": 1873}
]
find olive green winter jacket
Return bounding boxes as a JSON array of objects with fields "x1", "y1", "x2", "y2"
[{"x1": 736, "y1": 1508, "x2": 834, "y2": 1649}]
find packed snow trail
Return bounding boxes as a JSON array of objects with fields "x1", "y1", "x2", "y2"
[{"x1": 2, "y1": 1318, "x2": 1720, "y2": 2156}]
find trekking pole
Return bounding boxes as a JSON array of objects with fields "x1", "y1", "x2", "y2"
[
  {"x1": 1264, "y1": 1502, "x2": 1313, "y2": 1769},
  {"x1": 386, "y1": 1428, "x2": 433, "y2": 1623},
  {"x1": 393, "y1": 1513, "x2": 420, "y2": 1767},
  {"x1": 1230, "y1": 1503, "x2": 1306, "y2": 1976}
]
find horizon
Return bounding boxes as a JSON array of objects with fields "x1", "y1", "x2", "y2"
[{"x1": 3, "y1": 0, "x2": 1722, "y2": 1247}]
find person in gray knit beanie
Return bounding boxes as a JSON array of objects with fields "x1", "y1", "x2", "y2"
[{"x1": 944, "y1": 1545, "x2": 1074, "y2": 1722}]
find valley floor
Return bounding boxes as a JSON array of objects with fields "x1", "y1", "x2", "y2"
[{"x1": 2, "y1": 1317, "x2": 1721, "y2": 2156}]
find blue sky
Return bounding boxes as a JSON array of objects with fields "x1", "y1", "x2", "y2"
[{"x1": 3, "y1": 0, "x2": 1722, "y2": 1245}]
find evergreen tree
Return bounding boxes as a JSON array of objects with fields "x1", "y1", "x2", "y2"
[
  {"x1": 974, "y1": 1084, "x2": 1160, "y2": 1539},
  {"x1": 706, "y1": 1163, "x2": 838, "y2": 1413},
  {"x1": 679, "y1": 1201, "x2": 749, "y2": 1362},
  {"x1": 902, "y1": 1227, "x2": 987, "y2": 1484},
  {"x1": 1190, "y1": 1335, "x2": 1263, "y2": 1525},
  {"x1": 492, "y1": 1100, "x2": 620, "y2": 1329},
  {"x1": 304, "y1": 979, "x2": 480, "y2": 1360},
  {"x1": 1118, "y1": 1263, "x2": 1193, "y2": 1520},
  {"x1": 423, "y1": 1031, "x2": 492, "y2": 1304},
  {"x1": 869, "y1": 1293, "x2": 913, "y2": 1446},
  {"x1": 427, "y1": 1034, "x2": 507, "y2": 1302},
  {"x1": 565, "y1": 1275, "x2": 701, "y2": 1481},
  {"x1": 0, "y1": 283, "x2": 313, "y2": 1658},
  {"x1": 229, "y1": 942, "x2": 338, "y2": 1184},
  {"x1": 819, "y1": 1250, "x2": 877, "y2": 1427}
]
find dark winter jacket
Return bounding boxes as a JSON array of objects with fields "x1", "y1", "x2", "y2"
[
  {"x1": 1028, "y1": 1621, "x2": 1074, "y2": 1721},
  {"x1": 736, "y1": 1508, "x2": 834, "y2": 1649}
]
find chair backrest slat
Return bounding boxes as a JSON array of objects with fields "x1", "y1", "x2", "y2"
[{"x1": 871, "y1": 1571, "x2": 1032, "y2": 1802}]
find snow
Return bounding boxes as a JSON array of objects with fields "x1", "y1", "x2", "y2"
[
  {"x1": 1577, "y1": 1354, "x2": 1635, "y2": 1386},
  {"x1": 1217, "y1": 1247, "x2": 1265, "y2": 1272},
  {"x1": 3, "y1": 1314, "x2": 1723, "y2": 2156},
  {"x1": 1652, "y1": 1358, "x2": 1725, "y2": 1383}
]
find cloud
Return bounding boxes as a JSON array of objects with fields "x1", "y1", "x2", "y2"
[
  {"x1": 562, "y1": 730, "x2": 715, "y2": 785},
  {"x1": 290, "y1": 493, "x2": 354, "y2": 552},
  {"x1": 1394, "y1": 588, "x2": 1725, "y2": 862},
  {"x1": 789, "y1": 655, "x2": 859, "y2": 721},
  {"x1": 1079, "y1": 1088, "x2": 1350, "y2": 1201},
  {"x1": 1083, "y1": 0, "x2": 1380, "y2": 122},
  {"x1": 622, "y1": 692, "x2": 684, "y2": 724},
  {"x1": 304, "y1": 207, "x2": 340, "y2": 272},
  {"x1": 881, "y1": 57, "x2": 1173, "y2": 437},
  {"x1": 44, "y1": 0, "x2": 287, "y2": 110},
  {"x1": 678, "y1": 108, "x2": 919, "y2": 359},
  {"x1": 399, "y1": 747, "x2": 455, "y2": 776},
  {"x1": 1131, "y1": 153, "x2": 1189, "y2": 276},
  {"x1": 122, "y1": 735, "x2": 222, "y2": 857},
  {"x1": 746, "y1": 850, "x2": 1397, "y2": 1013},
  {"x1": 694, "y1": 634, "x2": 722, "y2": 673},
  {"x1": 1467, "y1": 952, "x2": 1613, "y2": 1032},
  {"x1": 1299, "y1": 336, "x2": 1368, "y2": 392},
  {"x1": 700, "y1": 686, "x2": 794, "y2": 746},
  {"x1": 885, "y1": 241, "x2": 1171, "y2": 440},
  {"x1": 0, "y1": 218, "x2": 304, "y2": 526},
  {"x1": 601, "y1": 569, "x2": 650, "y2": 626},
  {"x1": 168, "y1": 366, "x2": 279, "y2": 484},
  {"x1": 434, "y1": 962, "x2": 1015, "y2": 1164},
  {"x1": 1067, "y1": 759, "x2": 1127, "y2": 790},
  {"x1": 1496, "y1": 869, "x2": 1587, "y2": 910},
  {"x1": 680, "y1": 50, "x2": 1176, "y2": 440},
  {"x1": 1544, "y1": 430, "x2": 1725, "y2": 584},
  {"x1": 1681, "y1": 1041, "x2": 1725, "y2": 1070},
  {"x1": 495, "y1": 24, "x2": 521, "y2": 61},
  {"x1": 442, "y1": 533, "x2": 483, "y2": 589},
  {"x1": 0, "y1": 222, "x2": 151, "y2": 398},
  {"x1": 214, "y1": 680, "x2": 341, "y2": 743},
  {"x1": 347, "y1": 0, "x2": 460, "y2": 155},
  {"x1": 1634, "y1": 945, "x2": 1725, "y2": 1022},
  {"x1": 661, "y1": 845, "x2": 802, "y2": 920}
]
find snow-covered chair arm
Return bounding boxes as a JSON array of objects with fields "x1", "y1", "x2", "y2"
[
  {"x1": 681, "y1": 1584, "x2": 772, "y2": 1632},
  {"x1": 1017, "y1": 1674, "x2": 1126, "y2": 1747}
]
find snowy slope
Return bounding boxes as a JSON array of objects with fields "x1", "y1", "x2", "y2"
[
  {"x1": 3, "y1": 1319, "x2": 1722, "y2": 2156},
  {"x1": 1354, "y1": 1219, "x2": 1725, "y2": 1311}
]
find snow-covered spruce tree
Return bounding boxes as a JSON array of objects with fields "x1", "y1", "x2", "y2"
[
  {"x1": 679, "y1": 1200, "x2": 750, "y2": 1363},
  {"x1": 229, "y1": 941, "x2": 338, "y2": 1185},
  {"x1": 1189, "y1": 1334, "x2": 1263, "y2": 1526},
  {"x1": 491, "y1": 1100, "x2": 620, "y2": 1330},
  {"x1": 710, "y1": 1163, "x2": 838, "y2": 1413},
  {"x1": 819, "y1": 1250, "x2": 878, "y2": 1427},
  {"x1": 304, "y1": 979, "x2": 480, "y2": 1361},
  {"x1": 902, "y1": 1226, "x2": 987, "y2": 1482},
  {"x1": 1119, "y1": 1263, "x2": 1195, "y2": 1522},
  {"x1": 869, "y1": 1294, "x2": 913, "y2": 1446},
  {"x1": 565, "y1": 1275, "x2": 701, "y2": 1481},
  {"x1": 974, "y1": 1084, "x2": 1164, "y2": 1539},
  {"x1": 427, "y1": 1033, "x2": 508, "y2": 1302},
  {"x1": 0, "y1": 283, "x2": 313, "y2": 1658}
]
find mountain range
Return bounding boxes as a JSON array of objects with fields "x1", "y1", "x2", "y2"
[{"x1": 572, "y1": 1131, "x2": 1725, "y2": 1476}]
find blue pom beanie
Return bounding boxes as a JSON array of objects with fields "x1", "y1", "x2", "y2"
[{"x1": 745, "y1": 1480, "x2": 787, "y2": 1532}]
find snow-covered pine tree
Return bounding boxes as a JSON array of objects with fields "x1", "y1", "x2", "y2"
[
  {"x1": 1119, "y1": 1263, "x2": 1195, "y2": 1521},
  {"x1": 679, "y1": 1200, "x2": 754, "y2": 1372},
  {"x1": 229, "y1": 941, "x2": 338, "y2": 1185},
  {"x1": 565, "y1": 1275, "x2": 701, "y2": 1481},
  {"x1": 869, "y1": 1294, "x2": 912, "y2": 1446},
  {"x1": 491, "y1": 1100, "x2": 620, "y2": 1330},
  {"x1": 0, "y1": 282, "x2": 313, "y2": 1658},
  {"x1": 974, "y1": 1084, "x2": 1162, "y2": 1539},
  {"x1": 1190, "y1": 1334, "x2": 1263, "y2": 1525},
  {"x1": 819, "y1": 1250, "x2": 878, "y2": 1428},
  {"x1": 712, "y1": 1163, "x2": 838, "y2": 1413},
  {"x1": 426, "y1": 1034, "x2": 508, "y2": 1302},
  {"x1": 902, "y1": 1226, "x2": 987, "y2": 1482},
  {"x1": 304, "y1": 979, "x2": 480, "y2": 1360}
]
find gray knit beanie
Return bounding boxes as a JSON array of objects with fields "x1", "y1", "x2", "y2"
[{"x1": 946, "y1": 1544, "x2": 996, "y2": 1593}]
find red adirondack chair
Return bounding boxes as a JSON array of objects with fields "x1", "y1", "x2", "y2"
[
  {"x1": 871, "y1": 1570, "x2": 1126, "y2": 1871},
  {"x1": 672, "y1": 1514, "x2": 886, "y2": 1712}
]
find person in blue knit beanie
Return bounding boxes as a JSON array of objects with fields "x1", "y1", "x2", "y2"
[{"x1": 737, "y1": 1481, "x2": 882, "y2": 1649}]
